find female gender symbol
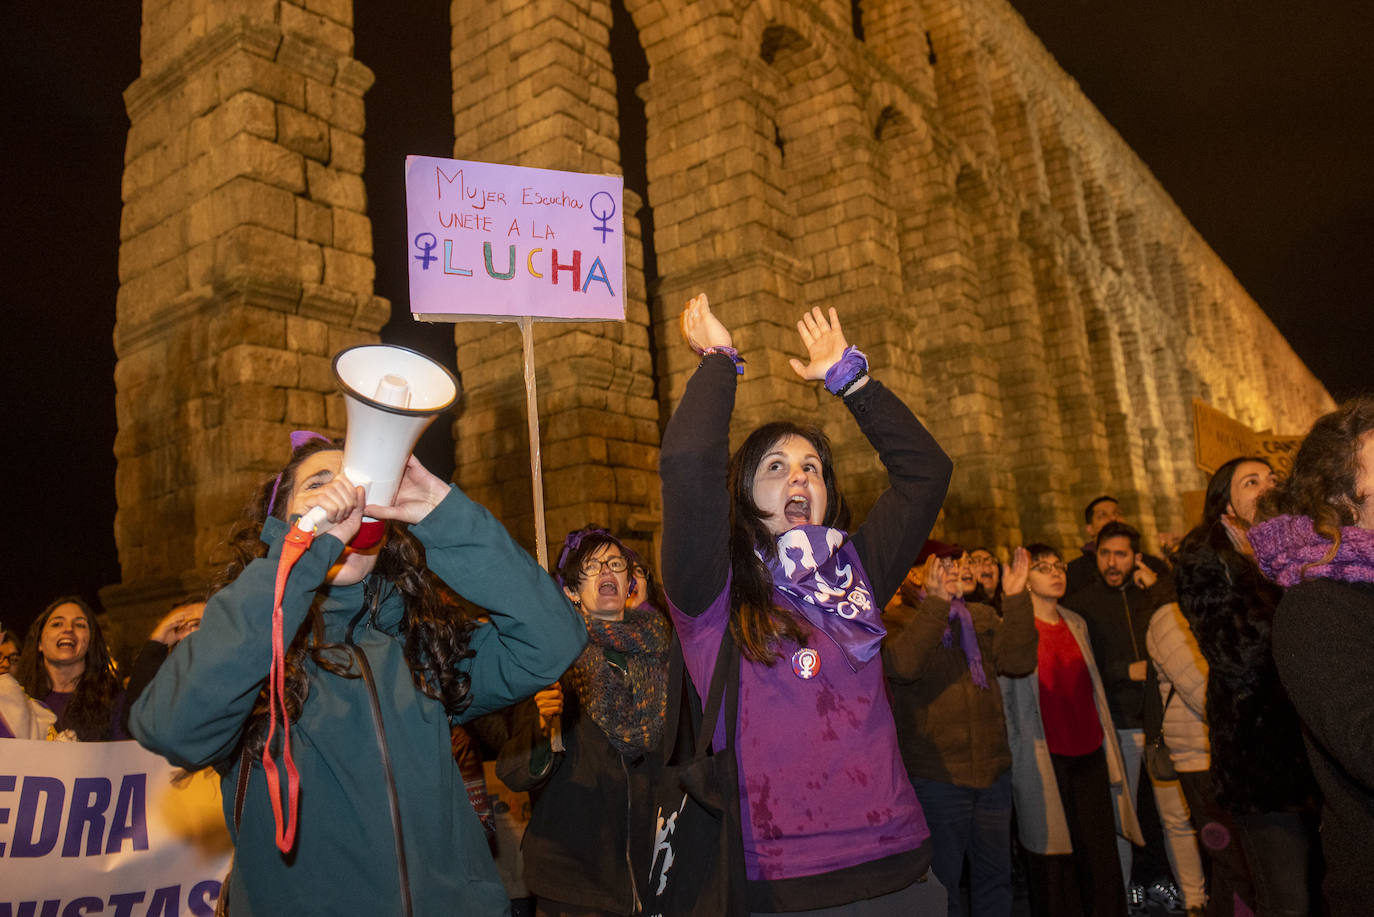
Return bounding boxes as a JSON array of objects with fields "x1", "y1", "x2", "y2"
[{"x1": 589, "y1": 191, "x2": 617, "y2": 242}]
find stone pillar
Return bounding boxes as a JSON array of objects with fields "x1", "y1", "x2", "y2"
[
  {"x1": 104, "y1": 0, "x2": 385, "y2": 649},
  {"x1": 448, "y1": 0, "x2": 660, "y2": 565}
]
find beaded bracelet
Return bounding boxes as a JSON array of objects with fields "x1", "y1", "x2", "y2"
[
  {"x1": 700, "y1": 345, "x2": 746, "y2": 375},
  {"x1": 824, "y1": 345, "x2": 868, "y2": 395}
]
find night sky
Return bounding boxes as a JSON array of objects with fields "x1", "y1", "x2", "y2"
[{"x1": 2, "y1": 2, "x2": 1368, "y2": 637}]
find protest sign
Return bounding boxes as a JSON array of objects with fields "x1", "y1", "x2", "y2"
[
  {"x1": 406, "y1": 156, "x2": 625, "y2": 322},
  {"x1": 0, "y1": 739, "x2": 231, "y2": 917},
  {"x1": 1192, "y1": 398, "x2": 1305, "y2": 476}
]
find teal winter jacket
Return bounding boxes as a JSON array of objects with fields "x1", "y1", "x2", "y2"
[{"x1": 130, "y1": 486, "x2": 588, "y2": 916}]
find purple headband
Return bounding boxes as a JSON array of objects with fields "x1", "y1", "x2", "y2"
[{"x1": 266, "y1": 430, "x2": 332, "y2": 517}]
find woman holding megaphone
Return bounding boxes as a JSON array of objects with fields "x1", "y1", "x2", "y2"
[{"x1": 129, "y1": 433, "x2": 588, "y2": 917}]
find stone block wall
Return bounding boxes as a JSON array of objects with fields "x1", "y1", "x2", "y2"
[
  {"x1": 442, "y1": 0, "x2": 1332, "y2": 562},
  {"x1": 107, "y1": 0, "x2": 1333, "y2": 639},
  {"x1": 106, "y1": 0, "x2": 387, "y2": 641}
]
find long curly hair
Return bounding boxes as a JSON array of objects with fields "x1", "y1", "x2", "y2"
[
  {"x1": 726, "y1": 421, "x2": 849, "y2": 664},
  {"x1": 17, "y1": 596, "x2": 122, "y2": 741},
  {"x1": 1257, "y1": 395, "x2": 1374, "y2": 571},
  {"x1": 1174, "y1": 457, "x2": 1316, "y2": 813},
  {"x1": 216, "y1": 437, "x2": 477, "y2": 760}
]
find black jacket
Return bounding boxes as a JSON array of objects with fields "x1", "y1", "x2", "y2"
[
  {"x1": 497, "y1": 675, "x2": 650, "y2": 915},
  {"x1": 1063, "y1": 573, "x2": 1175, "y2": 729},
  {"x1": 1272, "y1": 578, "x2": 1374, "y2": 917}
]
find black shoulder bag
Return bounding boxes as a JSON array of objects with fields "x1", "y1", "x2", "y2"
[{"x1": 635, "y1": 628, "x2": 749, "y2": 917}]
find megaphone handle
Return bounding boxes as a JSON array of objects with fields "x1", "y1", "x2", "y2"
[
  {"x1": 297, "y1": 505, "x2": 329, "y2": 533},
  {"x1": 550, "y1": 716, "x2": 564, "y2": 753}
]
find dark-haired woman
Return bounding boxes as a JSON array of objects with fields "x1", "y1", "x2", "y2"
[
  {"x1": 1250, "y1": 397, "x2": 1374, "y2": 916},
  {"x1": 16, "y1": 597, "x2": 126, "y2": 741},
  {"x1": 499, "y1": 526, "x2": 671, "y2": 917},
  {"x1": 1001, "y1": 544, "x2": 1140, "y2": 917},
  {"x1": 1173, "y1": 456, "x2": 1319, "y2": 915},
  {"x1": 129, "y1": 435, "x2": 587, "y2": 916},
  {"x1": 660, "y1": 295, "x2": 953, "y2": 914}
]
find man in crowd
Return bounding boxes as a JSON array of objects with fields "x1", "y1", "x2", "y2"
[
  {"x1": 1064, "y1": 522, "x2": 1202, "y2": 913},
  {"x1": 1065, "y1": 496, "x2": 1171, "y2": 595}
]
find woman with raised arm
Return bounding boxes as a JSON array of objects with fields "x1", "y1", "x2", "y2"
[
  {"x1": 129, "y1": 434, "x2": 587, "y2": 916},
  {"x1": 659, "y1": 294, "x2": 953, "y2": 915}
]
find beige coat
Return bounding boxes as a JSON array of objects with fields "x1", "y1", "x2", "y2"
[
  {"x1": 999, "y1": 606, "x2": 1144, "y2": 854},
  {"x1": 1145, "y1": 602, "x2": 1210, "y2": 771},
  {"x1": 0, "y1": 673, "x2": 55, "y2": 739}
]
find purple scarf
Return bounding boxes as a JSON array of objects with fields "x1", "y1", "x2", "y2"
[
  {"x1": 941, "y1": 596, "x2": 989, "y2": 689},
  {"x1": 762, "y1": 525, "x2": 885, "y2": 671},
  {"x1": 1249, "y1": 513, "x2": 1374, "y2": 587}
]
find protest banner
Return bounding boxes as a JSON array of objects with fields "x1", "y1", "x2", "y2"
[{"x1": 0, "y1": 739, "x2": 231, "y2": 917}]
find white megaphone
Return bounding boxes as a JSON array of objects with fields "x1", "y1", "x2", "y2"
[{"x1": 296, "y1": 344, "x2": 459, "y2": 546}]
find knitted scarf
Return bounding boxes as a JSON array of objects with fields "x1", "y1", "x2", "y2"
[
  {"x1": 941, "y1": 595, "x2": 989, "y2": 689},
  {"x1": 565, "y1": 605, "x2": 672, "y2": 757},
  {"x1": 1250, "y1": 513, "x2": 1374, "y2": 587}
]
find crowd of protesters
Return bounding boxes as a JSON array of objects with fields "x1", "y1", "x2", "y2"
[{"x1": 3, "y1": 294, "x2": 1371, "y2": 917}]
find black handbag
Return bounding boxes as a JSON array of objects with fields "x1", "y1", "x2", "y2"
[
  {"x1": 635, "y1": 629, "x2": 748, "y2": 917},
  {"x1": 1142, "y1": 660, "x2": 1178, "y2": 782}
]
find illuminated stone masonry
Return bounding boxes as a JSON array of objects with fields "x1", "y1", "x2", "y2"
[{"x1": 107, "y1": 0, "x2": 1330, "y2": 641}]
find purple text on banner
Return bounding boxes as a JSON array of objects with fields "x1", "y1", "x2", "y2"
[{"x1": 405, "y1": 156, "x2": 626, "y2": 322}]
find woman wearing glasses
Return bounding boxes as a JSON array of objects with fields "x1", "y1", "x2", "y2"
[
  {"x1": 499, "y1": 526, "x2": 671, "y2": 917},
  {"x1": 1000, "y1": 544, "x2": 1142, "y2": 917}
]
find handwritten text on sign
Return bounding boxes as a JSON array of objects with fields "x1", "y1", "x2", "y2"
[{"x1": 406, "y1": 156, "x2": 625, "y2": 322}]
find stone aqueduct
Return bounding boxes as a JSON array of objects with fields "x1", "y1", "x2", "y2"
[{"x1": 105, "y1": 0, "x2": 1332, "y2": 629}]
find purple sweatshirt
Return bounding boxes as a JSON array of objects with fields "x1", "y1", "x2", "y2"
[
  {"x1": 659, "y1": 354, "x2": 953, "y2": 908},
  {"x1": 670, "y1": 576, "x2": 928, "y2": 880}
]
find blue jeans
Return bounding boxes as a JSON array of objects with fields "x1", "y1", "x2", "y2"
[{"x1": 911, "y1": 772, "x2": 1014, "y2": 917}]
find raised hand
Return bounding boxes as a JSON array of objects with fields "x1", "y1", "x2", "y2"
[
  {"x1": 789, "y1": 307, "x2": 853, "y2": 382},
  {"x1": 1132, "y1": 554, "x2": 1158, "y2": 590},
  {"x1": 303, "y1": 476, "x2": 366, "y2": 545},
  {"x1": 365, "y1": 454, "x2": 451, "y2": 525},
  {"x1": 1001, "y1": 547, "x2": 1030, "y2": 596},
  {"x1": 679, "y1": 293, "x2": 732, "y2": 353}
]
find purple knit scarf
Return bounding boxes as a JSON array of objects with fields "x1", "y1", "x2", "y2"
[
  {"x1": 1249, "y1": 513, "x2": 1374, "y2": 587},
  {"x1": 941, "y1": 595, "x2": 989, "y2": 689},
  {"x1": 762, "y1": 525, "x2": 886, "y2": 671}
]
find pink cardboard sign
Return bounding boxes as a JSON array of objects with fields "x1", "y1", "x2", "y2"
[{"x1": 405, "y1": 156, "x2": 626, "y2": 322}]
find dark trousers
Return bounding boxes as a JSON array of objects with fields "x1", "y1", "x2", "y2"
[
  {"x1": 1232, "y1": 809, "x2": 1319, "y2": 917},
  {"x1": 1024, "y1": 746, "x2": 1126, "y2": 917},
  {"x1": 1177, "y1": 770, "x2": 1252, "y2": 916},
  {"x1": 911, "y1": 771, "x2": 1014, "y2": 917}
]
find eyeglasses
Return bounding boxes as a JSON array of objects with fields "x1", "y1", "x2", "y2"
[
  {"x1": 1030, "y1": 562, "x2": 1068, "y2": 575},
  {"x1": 1, "y1": 653, "x2": 19, "y2": 667},
  {"x1": 580, "y1": 556, "x2": 628, "y2": 576}
]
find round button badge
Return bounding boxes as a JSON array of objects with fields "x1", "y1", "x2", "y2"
[{"x1": 791, "y1": 647, "x2": 821, "y2": 680}]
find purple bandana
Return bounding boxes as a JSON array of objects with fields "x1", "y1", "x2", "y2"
[
  {"x1": 1249, "y1": 513, "x2": 1374, "y2": 587},
  {"x1": 941, "y1": 595, "x2": 989, "y2": 689},
  {"x1": 761, "y1": 525, "x2": 886, "y2": 671}
]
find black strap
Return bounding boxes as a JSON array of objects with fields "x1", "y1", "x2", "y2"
[
  {"x1": 660, "y1": 626, "x2": 740, "y2": 764},
  {"x1": 232, "y1": 744, "x2": 251, "y2": 831},
  {"x1": 696, "y1": 627, "x2": 741, "y2": 759},
  {"x1": 349, "y1": 641, "x2": 414, "y2": 917}
]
